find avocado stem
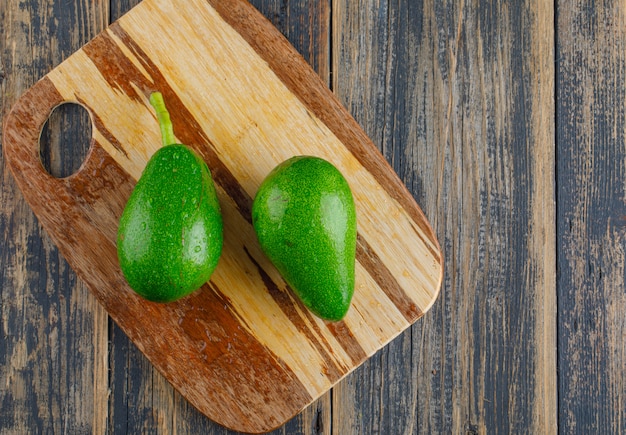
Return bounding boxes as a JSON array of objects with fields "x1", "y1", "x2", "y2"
[{"x1": 149, "y1": 92, "x2": 177, "y2": 147}]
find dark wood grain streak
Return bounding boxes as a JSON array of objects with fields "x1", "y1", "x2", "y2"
[
  {"x1": 173, "y1": 283, "x2": 314, "y2": 430},
  {"x1": 324, "y1": 321, "x2": 368, "y2": 365},
  {"x1": 356, "y1": 234, "x2": 423, "y2": 323},
  {"x1": 246, "y1": 248, "x2": 347, "y2": 379},
  {"x1": 81, "y1": 100, "x2": 130, "y2": 158},
  {"x1": 80, "y1": 32, "x2": 151, "y2": 103}
]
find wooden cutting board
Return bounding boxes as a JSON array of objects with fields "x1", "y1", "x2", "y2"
[{"x1": 3, "y1": 0, "x2": 443, "y2": 432}]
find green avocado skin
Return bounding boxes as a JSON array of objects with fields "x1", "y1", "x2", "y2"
[
  {"x1": 117, "y1": 144, "x2": 223, "y2": 303},
  {"x1": 252, "y1": 156, "x2": 357, "y2": 321}
]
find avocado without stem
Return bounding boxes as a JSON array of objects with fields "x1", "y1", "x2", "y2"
[
  {"x1": 117, "y1": 92, "x2": 223, "y2": 302},
  {"x1": 252, "y1": 156, "x2": 357, "y2": 321}
]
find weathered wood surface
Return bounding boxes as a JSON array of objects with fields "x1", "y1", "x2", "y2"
[
  {"x1": 1, "y1": 1, "x2": 623, "y2": 435},
  {"x1": 557, "y1": 1, "x2": 626, "y2": 433}
]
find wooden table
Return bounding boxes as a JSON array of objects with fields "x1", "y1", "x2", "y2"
[{"x1": 1, "y1": 0, "x2": 624, "y2": 433}]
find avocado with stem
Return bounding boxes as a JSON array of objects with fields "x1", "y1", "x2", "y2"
[{"x1": 117, "y1": 92, "x2": 223, "y2": 302}]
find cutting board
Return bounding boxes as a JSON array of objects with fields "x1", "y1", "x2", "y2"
[{"x1": 3, "y1": 0, "x2": 443, "y2": 432}]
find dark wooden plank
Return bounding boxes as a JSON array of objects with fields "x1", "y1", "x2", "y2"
[
  {"x1": 0, "y1": 0, "x2": 110, "y2": 433},
  {"x1": 333, "y1": 0, "x2": 556, "y2": 433},
  {"x1": 557, "y1": 2, "x2": 626, "y2": 433}
]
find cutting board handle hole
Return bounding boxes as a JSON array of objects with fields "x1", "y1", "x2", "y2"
[{"x1": 39, "y1": 102, "x2": 92, "y2": 179}]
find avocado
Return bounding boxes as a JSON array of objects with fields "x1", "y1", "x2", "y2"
[
  {"x1": 117, "y1": 92, "x2": 223, "y2": 302},
  {"x1": 252, "y1": 156, "x2": 357, "y2": 321}
]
